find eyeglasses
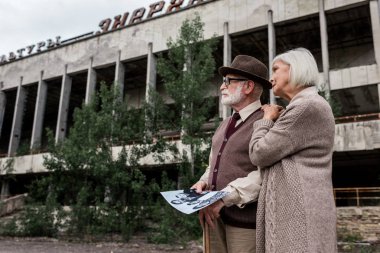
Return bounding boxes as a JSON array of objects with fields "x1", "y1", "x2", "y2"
[{"x1": 223, "y1": 77, "x2": 249, "y2": 86}]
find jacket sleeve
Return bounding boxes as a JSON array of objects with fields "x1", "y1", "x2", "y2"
[
  {"x1": 221, "y1": 169, "x2": 262, "y2": 208},
  {"x1": 249, "y1": 104, "x2": 309, "y2": 168},
  {"x1": 198, "y1": 150, "x2": 212, "y2": 185}
]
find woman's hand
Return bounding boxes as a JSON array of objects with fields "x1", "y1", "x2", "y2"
[{"x1": 262, "y1": 104, "x2": 284, "y2": 121}]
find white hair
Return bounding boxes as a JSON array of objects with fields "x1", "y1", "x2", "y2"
[{"x1": 273, "y1": 48, "x2": 319, "y2": 88}]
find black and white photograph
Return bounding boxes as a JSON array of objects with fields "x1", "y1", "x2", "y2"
[{"x1": 161, "y1": 190, "x2": 229, "y2": 214}]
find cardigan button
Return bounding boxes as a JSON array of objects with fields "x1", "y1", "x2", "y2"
[
  {"x1": 224, "y1": 138, "x2": 228, "y2": 142},
  {"x1": 214, "y1": 169, "x2": 218, "y2": 172},
  {"x1": 218, "y1": 152, "x2": 221, "y2": 156}
]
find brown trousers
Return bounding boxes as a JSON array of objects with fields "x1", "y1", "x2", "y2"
[{"x1": 204, "y1": 217, "x2": 256, "y2": 253}]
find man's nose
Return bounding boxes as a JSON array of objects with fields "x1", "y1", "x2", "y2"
[{"x1": 220, "y1": 82, "x2": 227, "y2": 90}]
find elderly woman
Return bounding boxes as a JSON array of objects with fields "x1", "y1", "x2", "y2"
[{"x1": 249, "y1": 48, "x2": 337, "y2": 253}]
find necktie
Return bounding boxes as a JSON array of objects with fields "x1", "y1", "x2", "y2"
[{"x1": 225, "y1": 112, "x2": 241, "y2": 138}]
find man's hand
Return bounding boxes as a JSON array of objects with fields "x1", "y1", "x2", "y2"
[
  {"x1": 191, "y1": 181, "x2": 207, "y2": 194},
  {"x1": 199, "y1": 200, "x2": 225, "y2": 229}
]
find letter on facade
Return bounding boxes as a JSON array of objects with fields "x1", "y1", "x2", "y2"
[
  {"x1": 112, "y1": 12, "x2": 129, "y2": 29},
  {"x1": 8, "y1": 52, "x2": 16, "y2": 61},
  {"x1": 99, "y1": 18, "x2": 112, "y2": 32},
  {"x1": 148, "y1": 1, "x2": 165, "y2": 18},
  {"x1": 0, "y1": 55, "x2": 6, "y2": 64},
  {"x1": 26, "y1": 45, "x2": 35, "y2": 55},
  {"x1": 16, "y1": 48, "x2": 25, "y2": 57},
  {"x1": 36, "y1": 41, "x2": 46, "y2": 52},
  {"x1": 129, "y1": 8, "x2": 146, "y2": 24},
  {"x1": 46, "y1": 39, "x2": 55, "y2": 48},
  {"x1": 166, "y1": 0, "x2": 184, "y2": 13}
]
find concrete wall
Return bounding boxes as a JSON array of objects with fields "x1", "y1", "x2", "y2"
[
  {"x1": 335, "y1": 120, "x2": 380, "y2": 151},
  {"x1": 0, "y1": 140, "x2": 191, "y2": 175},
  {"x1": 330, "y1": 65, "x2": 380, "y2": 90},
  {"x1": 337, "y1": 207, "x2": 380, "y2": 242},
  {"x1": 0, "y1": 194, "x2": 27, "y2": 216}
]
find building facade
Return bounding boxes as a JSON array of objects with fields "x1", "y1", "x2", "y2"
[{"x1": 1, "y1": 0, "x2": 380, "y2": 205}]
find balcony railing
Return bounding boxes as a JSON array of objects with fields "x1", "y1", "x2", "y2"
[
  {"x1": 334, "y1": 187, "x2": 380, "y2": 207},
  {"x1": 335, "y1": 113, "x2": 380, "y2": 124}
]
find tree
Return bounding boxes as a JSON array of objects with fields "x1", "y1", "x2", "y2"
[
  {"x1": 26, "y1": 83, "x2": 157, "y2": 239},
  {"x1": 156, "y1": 13, "x2": 217, "y2": 177}
]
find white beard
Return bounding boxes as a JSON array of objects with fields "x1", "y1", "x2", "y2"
[{"x1": 221, "y1": 85, "x2": 244, "y2": 105}]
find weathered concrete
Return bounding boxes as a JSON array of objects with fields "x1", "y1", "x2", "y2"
[
  {"x1": 337, "y1": 207, "x2": 380, "y2": 242},
  {"x1": 0, "y1": 140, "x2": 190, "y2": 175},
  {"x1": 268, "y1": 10, "x2": 276, "y2": 104},
  {"x1": 55, "y1": 66, "x2": 72, "y2": 142},
  {"x1": 370, "y1": 0, "x2": 380, "y2": 76},
  {"x1": 145, "y1": 42, "x2": 156, "y2": 103},
  {"x1": 85, "y1": 57, "x2": 97, "y2": 104},
  {"x1": 221, "y1": 21, "x2": 231, "y2": 120},
  {"x1": 0, "y1": 193, "x2": 27, "y2": 216},
  {"x1": 324, "y1": 0, "x2": 367, "y2": 11},
  {"x1": 0, "y1": 180, "x2": 10, "y2": 200},
  {"x1": 114, "y1": 50, "x2": 125, "y2": 97},
  {"x1": 330, "y1": 64, "x2": 380, "y2": 90},
  {"x1": 335, "y1": 120, "x2": 380, "y2": 151},
  {"x1": 30, "y1": 72, "x2": 48, "y2": 150},
  {"x1": 319, "y1": 0, "x2": 331, "y2": 94},
  {"x1": 8, "y1": 78, "x2": 27, "y2": 156},
  {"x1": 0, "y1": 83, "x2": 5, "y2": 138}
]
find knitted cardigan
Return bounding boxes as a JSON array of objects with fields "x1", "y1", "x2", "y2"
[{"x1": 249, "y1": 87, "x2": 338, "y2": 253}]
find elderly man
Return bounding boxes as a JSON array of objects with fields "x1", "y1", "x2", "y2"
[{"x1": 191, "y1": 55, "x2": 272, "y2": 253}]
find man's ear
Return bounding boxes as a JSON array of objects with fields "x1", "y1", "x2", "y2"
[{"x1": 245, "y1": 80, "x2": 255, "y2": 94}]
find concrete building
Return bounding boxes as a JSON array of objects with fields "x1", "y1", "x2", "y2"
[{"x1": 0, "y1": 0, "x2": 380, "y2": 206}]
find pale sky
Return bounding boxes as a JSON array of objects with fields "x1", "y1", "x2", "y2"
[{"x1": 0, "y1": 0, "x2": 157, "y2": 56}]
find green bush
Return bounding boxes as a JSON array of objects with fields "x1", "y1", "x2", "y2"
[{"x1": 0, "y1": 218, "x2": 19, "y2": 236}]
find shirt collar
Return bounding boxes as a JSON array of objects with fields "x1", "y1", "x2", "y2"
[{"x1": 234, "y1": 100, "x2": 262, "y2": 122}]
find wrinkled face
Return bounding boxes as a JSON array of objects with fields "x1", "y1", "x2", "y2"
[
  {"x1": 271, "y1": 60, "x2": 291, "y2": 98},
  {"x1": 220, "y1": 74, "x2": 247, "y2": 106}
]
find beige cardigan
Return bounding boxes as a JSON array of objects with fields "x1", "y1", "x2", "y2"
[{"x1": 249, "y1": 87, "x2": 337, "y2": 253}]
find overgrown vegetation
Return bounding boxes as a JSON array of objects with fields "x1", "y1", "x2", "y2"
[
  {"x1": 318, "y1": 86, "x2": 342, "y2": 117},
  {"x1": 0, "y1": 14, "x2": 216, "y2": 244}
]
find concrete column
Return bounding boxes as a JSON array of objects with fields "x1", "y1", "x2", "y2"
[
  {"x1": 55, "y1": 65, "x2": 72, "y2": 142},
  {"x1": 145, "y1": 43, "x2": 157, "y2": 137},
  {"x1": 145, "y1": 42, "x2": 157, "y2": 103},
  {"x1": 0, "y1": 82, "x2": 6, "y2": 138},
  {"x1": 319, "y1": 0, "x2": 331, "y2": 95},
  {"x1": 222, "y1": 22, "x2": 232, "y2": 119},
  {"x1": 31, "y1": 71, "x2": 48, "y2": 150},
  {"x1": 85, "y1": 57, "x2": 97, "y2": 104},
  {"x1": 114, "y1": 50, "x2": 125, "y2": 98},
  {"x1": 268, "y1": 10, "x2": 276, "y2": 104},
  {"x1": 0, "y1": 180, "x2": 10, "y2": 200},
  {"x1": 8, "y1": 77, "x2": 27, "y2": 156},
  {"x1": 370, "y1": 0, "x2": 380, "y2": 73},
  {"x1": 378, "y1": 84, "x2": 380, "y2": 111}
]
